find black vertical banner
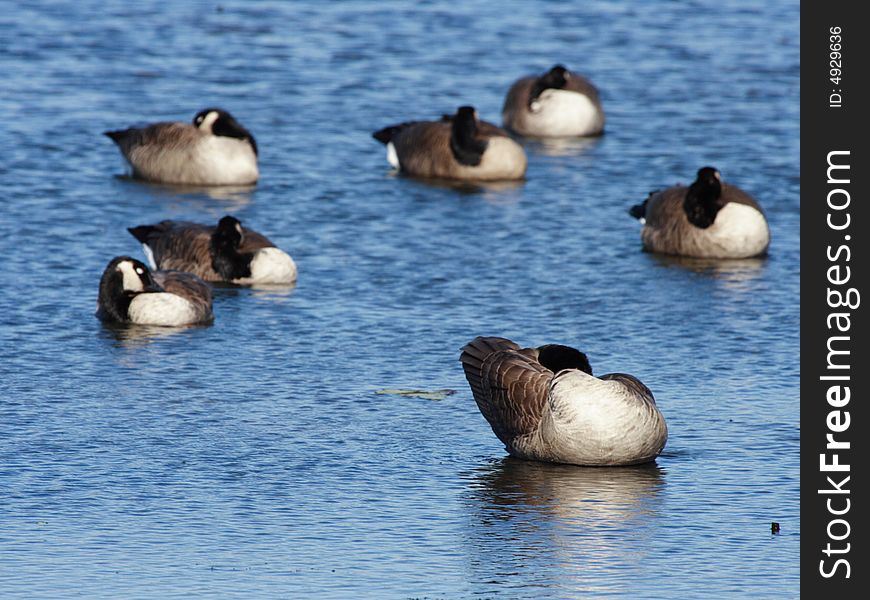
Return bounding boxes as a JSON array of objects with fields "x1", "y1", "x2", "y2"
[{"x1": 802, "y1": 2, "x2": 869, "y2": 596}]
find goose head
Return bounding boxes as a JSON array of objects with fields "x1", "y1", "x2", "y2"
[
  {"x1": 98, "y1": 256, "x2": 162, "y2": 322},
  {"x1": 536, "y1": 344, "x2": 593, "y2": 375},
  {"x1": 529, "y1": 64, "x2": 570, "y2": 109},
  {"x1": 193, "y1": 108, "x2": 258, "y2": 156}
]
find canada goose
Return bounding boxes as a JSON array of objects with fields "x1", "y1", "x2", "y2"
[
  {"x1": 629, "y1": 167, "x2": 770, "y2": 259},
  {"x1": 127, "y1": 215, "x2": 297, "y2": 285},
  {"x1": 104, "y1": 108, "x2": 259, "y2": 185},
  {"x1": 460, "y1": 336, "x2": 667, "y2": 466},
  {"x1": 96, "y1": 256, "x2": 213, "y2": 326},
  {"x1": 502, "y1": 64, "x2": 605, "y2": 137},
  {"x1": 372, "y1": 106, "x2": 527, "y2": 181}
]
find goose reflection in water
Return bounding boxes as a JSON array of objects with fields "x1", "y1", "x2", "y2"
[
  {"x1": 387, "y1": 171, "x2": 527, "y2": 200},
  {"x1": 211, "y1": 279, "x2": 298, "y2": 301},
  {"x1": 114, "y1": 176, "x2": 257, "y2": 212},
  {"x1": 522, "y1": 135, "x2": 602, "y2": 158},
  {"x1": 462, "y1": 457, "x2": 666, "y2": 596},
  {"x1": 470, "y1": 457, "x2": 665, "y2": 522},
  {"x1": 647, "y1": 253, "x2": 767, "y2": 291},
  {"x1": 98, "y1": 321, "x2": 211, "y2": 349}
]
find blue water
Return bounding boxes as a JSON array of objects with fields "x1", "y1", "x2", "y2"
[{"x1": 1, "y1": 1, "x2": 799, "y2": 598}]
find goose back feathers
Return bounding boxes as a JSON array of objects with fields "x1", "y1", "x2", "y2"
[
  {"x1": 97, "y1": 256, "x2": 213, "y2": 326},
  {"x1": 373, "y1": 106, "x2": 527, "y2": 181},
  {"x1": 460, "y1": 336, "x2": 667, "y2": 466},
  {"x1": 629, "y1": 167, "x2": 770, "y2": 258},
  {"x1": 127, "y1": 215, "x2": 297, "y2": 285},
  {"x1": 502, "y1": 65, "x2": 605, "y2": 137},
  {"x1": 104, "y1": 108, "x2": 259, "y2": 186}
]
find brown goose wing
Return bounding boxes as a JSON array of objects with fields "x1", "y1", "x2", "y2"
[
  {"x1": 502, "y1": 76, "x2": 535, "y2": 114},
  {"x1": 721, "y1": 183, "x2": 765, "y2": 213},
  {"x1": 153, "y1": 270, "x2": 213, "y2": 321},
  {"x1": 140, "y1": 122, "x2": 202, "y2": 148},
  {"x1": 475, "y1": 119, "x2": 511, "y2": 138},
  {"x1": 460, "y1": 336, "x2": 553, "y2": 445},
  {"x1": 460, "y1": 336, "x2": 521, "y2": 397},
  {"x1": 642, "y1": 186, "x2": 687, "y2": 229},
  {"x1": 372, "y1": 120, "x2": 429, "y2": 144},
  {"x1": 129, "y1": 221, "x2": 214, "y2": 278},
  {"x1": 563, "y1": 71, "x2": 602, "y2": 102},
  {"x1": 104, "y1": 122, "x2": 199, "y2": 154},
  {"x1": 390, "y1": 121, "x2": 453, "y2": 176},
  {"x1": 238, "y1": 228, "x2": 276, "y2": 253}
]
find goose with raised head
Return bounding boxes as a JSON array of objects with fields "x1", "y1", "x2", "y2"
[
  {"x1": 104, "y1": 108, "x2": 258, "y2": 185},
  {"x1": 460, "y1": 336, "x2": 667, "y2": 466},
  {"x1": 372, "y1": 106, "x2": 527, "y2": 181},
  {"x1": 502, "y1": 64, "x2": 605, "y2": 137},
  {"x1": 629, "y1": 167, "x2": 770, "y2": 258},
  {"x1": 96, "y1": 256, "x2": 213, "y2": 326},
  {"x1": 127, "y1": 215, "x2": 297, "y2": 285}
]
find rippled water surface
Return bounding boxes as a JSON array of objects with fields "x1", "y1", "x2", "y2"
[{"x1": 1, "y1": 1, "x2": 799, "y2": 598}]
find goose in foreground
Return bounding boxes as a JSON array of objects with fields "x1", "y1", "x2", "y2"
[
  {"x1": 372, "y1": 106, "x2": 527, "y2": 181},
  {"x1": 127, "y1": 215, "x2": 297, "y2": 285},
  {"x1": 104, "y1": 108, "x2": 258, "y2": 185},
  {"x1": 460, "y1": 336, "x2": 667, "y2": 466},
  {"x1": 502, "y1": 64, "x2": 605, "y2": 137},
  {"x1": 629, "y1": 167, "x2": 770, "y2": 259},
  {"x1": 96, "y1": 256, "x2": 213, "y2": 326}
]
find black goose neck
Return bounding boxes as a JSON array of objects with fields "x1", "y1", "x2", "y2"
[
  {"x1": 196, "y1": 108, "x2": 258, "y2": 155},
  {"x1": 210, "y1": 217, "x2": 253, "y2": 281},
  {"x1": 450, "y1": 107, "x2": 487, "y2": 167},
  {"x1": 529, "y1": 65, "x2": 568, "y2": 106},
  {"x1": 98, "y1": 261, "x2": 134, "y2": 322},
  {"x1": 684, "y1": 169, "x2": 723, "y2": 228},
  {"x1": 537, "y1": 344, "x2": 593, "y2": 376}
]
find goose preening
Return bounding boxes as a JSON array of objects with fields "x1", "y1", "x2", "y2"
[
  {"x1": 502, "y1": 64, "x2": 605, "y2": 137},
  {"x1": 104, "y1": 108, "x2": 259, "y2": 186},
  {"x1": 96, "y1": 256, "x2": 213, "y2": 326},
  {"x1": 127, "y1": 215, "x2": 297, "y2": 285},
  {"x1": 629, "y1": 167, "x2": 770, "y2": 259},
  {"x1": 372, "y1": 106, "x2": 527, "y2": 181},
  {"x1": 460, "y1": 336, "x2": 667, "y2": 466}
]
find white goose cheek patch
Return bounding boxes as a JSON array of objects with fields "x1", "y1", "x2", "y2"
[{"x1": 117, "y1": 261, "x2": 145, "y2": 292}]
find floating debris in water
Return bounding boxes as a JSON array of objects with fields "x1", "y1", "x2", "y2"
[
  {"x1": 376, "y1": 388, "x2": 457, "y2": 401},
  {"x1": 771, "y1": 522, "x2": 780, "y2": 534}
]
